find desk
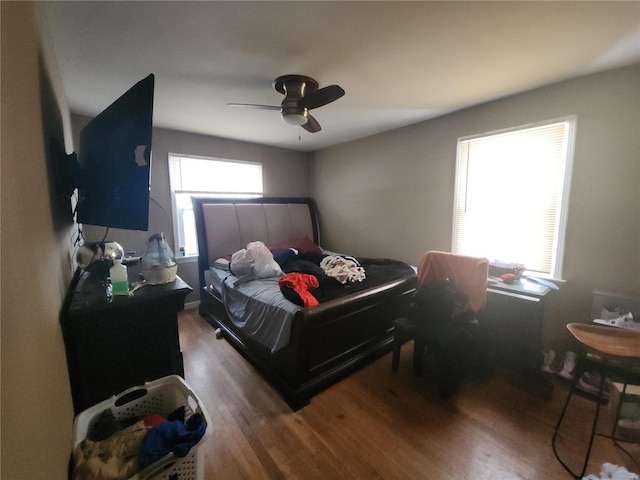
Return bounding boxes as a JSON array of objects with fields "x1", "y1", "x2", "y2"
[
  {"x1": 480, "y1": 277, "x2": 554, "y2": 396},
  {"x1": 60, "y1": 269, "x2": 192, "y2": 414}
]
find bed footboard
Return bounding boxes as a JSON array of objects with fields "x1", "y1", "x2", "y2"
[{"x1": 199, "y1": 275, "x2": 416, "y2": 410}]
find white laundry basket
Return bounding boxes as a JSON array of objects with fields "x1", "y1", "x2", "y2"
[{"x1": 72, "y1": 375, "x2": 210, "y2": 480}]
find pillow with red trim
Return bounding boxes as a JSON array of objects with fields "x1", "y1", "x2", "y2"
[{"x1": 269, "y1": 236, "x2": 322, "y2": 254}]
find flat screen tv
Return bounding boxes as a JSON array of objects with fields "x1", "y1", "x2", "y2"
[{"x1": 76, "y1": 74, "x2": 154, "y2": 231}]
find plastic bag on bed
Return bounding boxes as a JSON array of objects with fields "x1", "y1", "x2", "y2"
[
  {"x1": 231, "y1": 241, "x2": 284, "y2": 283},
  {"x1": 230, "y1": 249, "x2": 253, "y2": 277}
]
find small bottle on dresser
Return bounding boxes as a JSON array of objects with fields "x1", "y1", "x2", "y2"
[{"x1": 109, "y1": 258, "x2": 129, "y2": 295}]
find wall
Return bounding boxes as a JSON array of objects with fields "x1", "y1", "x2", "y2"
[
  {"x1": 72, "y1": 116, "x2": 311, "y2": 303},
  {"x1": 1, "y1": 3, "x2": 76, "y2": 478},
  {"x1": 311, "y1": 64, "x2": 640, "y2": 348}
]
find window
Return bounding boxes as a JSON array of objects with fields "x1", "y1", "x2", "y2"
[
  {"x1": 168, "y1": 154, "x2": 263, "y2": 257},
  {"x1": 452, "y1": 118, "x2": 575, "y2": 279}
]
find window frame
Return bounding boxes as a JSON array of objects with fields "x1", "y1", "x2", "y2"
[
  {"x1": 168, "y1": 153, "x2": 264, "y2": 258},
  {"x1": 451, "y1": 117, "x2": 576, "y2": 280}
]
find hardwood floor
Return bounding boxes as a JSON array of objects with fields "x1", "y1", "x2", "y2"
[{"x1": 178, "y1": 308, "x2": 639, "y2": 479}]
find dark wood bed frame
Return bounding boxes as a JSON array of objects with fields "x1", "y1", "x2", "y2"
[{"x1": 192, "y1": 197, "x2": 416, "y2": 410}]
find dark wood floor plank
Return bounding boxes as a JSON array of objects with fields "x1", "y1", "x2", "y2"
[{"x1": 178, "y1": 309, "x2": 639, "y2": 479}]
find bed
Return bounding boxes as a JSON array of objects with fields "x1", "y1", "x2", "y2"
[{"x1": 192, "y1": 196, "x2": 417, "y2": 409}]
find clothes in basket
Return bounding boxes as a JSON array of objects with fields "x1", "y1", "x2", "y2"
[{"x1": 71, "y1": 375, "x2": 209, "y2": 480}]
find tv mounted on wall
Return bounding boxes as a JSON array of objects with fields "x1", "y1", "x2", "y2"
[{"x1": 76, "y1": 74, "x2": 154, "y2": 231}]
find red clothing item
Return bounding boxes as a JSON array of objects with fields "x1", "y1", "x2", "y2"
[{"x1": 279, "y1": 273, "x2": 320, "y2": 307}]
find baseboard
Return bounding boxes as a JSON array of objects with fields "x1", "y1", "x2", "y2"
[{"x1": 184, "y1": 300, "x2": 200, "y2": 311}]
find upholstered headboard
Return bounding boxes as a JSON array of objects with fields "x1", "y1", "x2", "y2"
[{"x1": 192, "y1": 197, "x2": 319, "y2": 289}]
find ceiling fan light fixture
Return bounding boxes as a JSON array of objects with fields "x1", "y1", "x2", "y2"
[
  {"x1": 282, "y1": 110, "x2": 308, "y2": 126},
  {"x1": 228, "y1": 74, "x2": 344, "y2": 133}
]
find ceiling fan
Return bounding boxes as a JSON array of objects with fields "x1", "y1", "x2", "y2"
[{"x1": 227, "y1": 74, "x2": 345, "y2": 133}]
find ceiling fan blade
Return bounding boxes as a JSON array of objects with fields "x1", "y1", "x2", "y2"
[
  {"x1": 227, "y1": 103, "x2": 280, "y2": 111},
  {"x1": 302, "y1": 114, "x2": 321, "y2": 133},
  {"x1": 300, "y1": 85, "x2": 345, "y2": 110}
]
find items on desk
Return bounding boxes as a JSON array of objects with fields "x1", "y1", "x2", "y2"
[
  {"x1": 500, "y1": 273, "x2": 517, "y2": 284},
  {"x1": 524, "y1": 276, "x2": 559, "y2": 290},
  {"x1": 489, "y1": 260, "x2": 559, "y2": 290},
  {"x1": 489, "y1": 260, "x2": 525, "y2": 280},
  {"x1": 489, "y1": 273, "x2": 559, "y2": 291}
]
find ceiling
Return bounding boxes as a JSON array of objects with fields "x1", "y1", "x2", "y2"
[{"x1": 41, "y1": 1, "x2": 640, "y2": 153}]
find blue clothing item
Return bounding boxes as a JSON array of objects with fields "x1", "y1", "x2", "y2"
[
  {"x1": 271, "y1": 248, "x2": 298, "y2": 267},
  {"x1": 138, "y1": 413, "x2": 207, "y2": 470}
]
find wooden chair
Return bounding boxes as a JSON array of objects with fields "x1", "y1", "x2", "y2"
[
  {"x1": 552, "y1": 322, "x2": 640, "y2": 478},
  {"x1": 391, "y1": 251, "x2": 490, "y2": 398}
]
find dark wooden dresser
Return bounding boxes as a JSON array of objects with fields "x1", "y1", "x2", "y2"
[{"x1": 60, "y1": 268, "x2": 192, "y2": 414}]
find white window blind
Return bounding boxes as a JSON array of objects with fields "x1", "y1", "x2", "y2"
[
  {"x1": 168, "y1": 154, "x2": 263, "y2": 257},
  {"x1": 452, "y1": 119, "x2": 574, "y2": 278}
]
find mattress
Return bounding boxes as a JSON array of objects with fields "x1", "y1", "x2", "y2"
[
  {"x1": 206, "y1": 250, "x2": 416, "y2": 354},
  {"x1": 208, "y1": 267, "x2": 301, "y2": 353}
]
